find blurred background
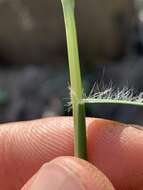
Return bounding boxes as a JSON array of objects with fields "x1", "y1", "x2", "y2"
[{"x1": 0, "y1": 0, "x2": 143, "y2": 124}]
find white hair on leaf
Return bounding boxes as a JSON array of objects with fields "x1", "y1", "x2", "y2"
[
  {"x1": 82, "y1": 84, "x2": 143, "y2": 106},
  {"x1": 67, "y1": 83, "x2": 143, "y2": 111}
]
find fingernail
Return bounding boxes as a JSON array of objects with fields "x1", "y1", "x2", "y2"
[{"x1": 30, "y1": 163, "x2": 84, "y2": 190}]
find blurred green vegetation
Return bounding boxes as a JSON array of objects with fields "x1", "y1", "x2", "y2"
[{"x1": 0, "y1": 89, "x2": 8, "y2": 105}]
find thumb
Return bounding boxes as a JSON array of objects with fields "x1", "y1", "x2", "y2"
[{"x1": 21, "y1": 157, "x2": 115, "y2": 190}]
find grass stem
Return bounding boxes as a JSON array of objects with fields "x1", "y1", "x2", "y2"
[{"x1": 61, "y1": 0, "x2": 87, "y2": 159}]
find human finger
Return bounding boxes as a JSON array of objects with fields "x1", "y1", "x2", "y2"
[
  {"x1": 0, "y1": 117, "x2": 93, "y2": 189},
  {"x1": 21, "y1": 156, "x2": 115, "y2": 190},
  {"x1": 88, "y1": 119, "x2": 143, "y2": 190}
]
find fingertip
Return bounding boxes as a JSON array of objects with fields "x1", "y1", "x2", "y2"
[
  {"x1": 22, "y1": 156, "x2": 115, "y2": 190},
  {"x1": 87, "y1": 119, "x2": 143, "y2": 189}
]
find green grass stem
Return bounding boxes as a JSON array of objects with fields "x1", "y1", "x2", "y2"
[{"x1": 61, "y1": 0, "x2": 87, "y2": 159}]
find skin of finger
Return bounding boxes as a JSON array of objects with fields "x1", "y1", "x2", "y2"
[
  {"x1": 87, "y1": 119, "x2": 143, "y2": 190},
  {"x1": 0, "y1": 117, "x2": 143, "y2": 190},
  {"x1": 21, "y1": 157, "x2": 115, "y2": 190},
  {"x1": 0, "y1": 117, "x2": 94, "y2": 190}
]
